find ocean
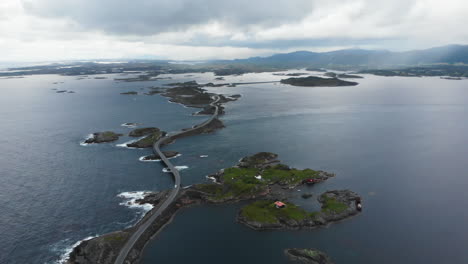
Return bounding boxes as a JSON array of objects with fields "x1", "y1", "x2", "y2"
[{"x1": 1, "y1": 71, "x2": 468, "y2": 263}]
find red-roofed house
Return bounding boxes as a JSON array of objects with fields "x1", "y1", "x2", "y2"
[{"x1": 274, "y1": 201, "x2": 286, "y2": 208}]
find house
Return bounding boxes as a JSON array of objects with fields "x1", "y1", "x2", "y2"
[
  {"x1": 274, "y1": 201, "x2": 286, "y2": 208},
  {"x1": 305, "y1": 178, "x2": 319, "y2": 185}
]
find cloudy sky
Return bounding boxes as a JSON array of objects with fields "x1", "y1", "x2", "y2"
[{"x1": 1, "y1": 0, "x2": 468, "y2": 62}]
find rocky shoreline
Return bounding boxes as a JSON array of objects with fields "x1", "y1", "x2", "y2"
[
  {"x1": 67, "y1": 152, "x2": 361, "y2": 264},
  {"x1": 237, "y1": 190, "x2": 361, "y2": 230},
  {"x1": 284, "y1": 248, "x2": 334, "y2": 264},
  {"x1": 84, "y1": 131, "x2": 123, "y2": 144}
]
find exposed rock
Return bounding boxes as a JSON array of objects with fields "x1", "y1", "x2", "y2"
[
  {"x1": 140, "y1": 151, "x2": 179, "y2": 161},
  {"x1": 285, "y1": 248, "x2": 334, "y2": 264},
  {"x1": 66, "y1": 231, "x2": 131, "y2": 264},
  {"x1": 238, "y1": 152, "x2": 279, "y2": 169},
  {"x1": 85, "y1": 132, "x2": 123, "y2": 144},
  {"x1": 120, "y1": 91, "x2": 137, "y2": 95},
  {"x1": 129, "y1": 127, "x2": 160, "y2": 137},
  {"x1": 127, "y1": 131, "x2": 165, "y2": 148}
]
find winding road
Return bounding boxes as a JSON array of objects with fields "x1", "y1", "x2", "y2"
[{"x1": 114, "y1": 95, "x2": 220, "y2": 264}]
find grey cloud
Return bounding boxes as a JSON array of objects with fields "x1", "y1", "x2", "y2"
[{"x1": 22, "y1": 0, "x2": 315, "y2": 35}]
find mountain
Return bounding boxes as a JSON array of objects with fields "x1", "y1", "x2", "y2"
[{"x1": 232, "y1": 45, "x2": 468, "y2": 68}]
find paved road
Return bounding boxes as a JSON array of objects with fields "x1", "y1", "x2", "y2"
[{"x1": 114, "y1": 95, "x2": 220, "y2": 264}]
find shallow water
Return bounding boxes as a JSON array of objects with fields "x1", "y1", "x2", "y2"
[{"x1": 1, "y1": 71, "x2": 468, "y2": 263}]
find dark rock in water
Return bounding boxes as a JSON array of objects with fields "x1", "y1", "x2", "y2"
[
  {"x1": 129, "y1": 127, "x2": 160, "y2": 137},
  {"x1": 280, "y1": 76, "x2": 358, "y2": 87},
  {"x1": 84, "y1": 131, "x2": 122, "y2": 144},
  {"x1": 165, "y1": 80, "x2": 199, "y2": 87},
  {"x1": 215, "y1": 77, "x2": 225, "y2": 80},
  {"x1": 120, "y1": 91, "x2": 137, "y2": 95},
  {"x1": 141, "y1": 151, "x2": 179, "y2": 160},
  {"x1": 337, "y1": 73, "x2": 363, "y2": 79},
  {"x1": 56, "y1": 90, "x2": 67, "y2": 93},
  {"x1": 285, "y1": 248, "x2": 334, "y2": 264},
  {"x1": 238, "y1": 152, "x2": 279, "y2": 169},
  {"x1": 203, "y1": 82, "x2": 228, "y2": 87},
  {"x1": 301, "y1": 193, "x2": 313, "y2": 199},
  {"x1": 286, "y1": 73, "x2": 309, "y2": 76},
  {"x1": 136, "y1": 190, "x2": 170, "y2": 206},
  {"x1": 67, "y1": 91, "x2": 75, "y2": 93},
  {"x1": 230, "y1": 94, "x2": 241, "y2": 99},
  {"x1": 305, "y1": 68, "x2": 327, "y2": 72}
]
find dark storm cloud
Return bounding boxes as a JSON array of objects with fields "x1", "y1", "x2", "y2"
[{"x1": 21, "y1": 0, "x2": 315, "y2": 35}]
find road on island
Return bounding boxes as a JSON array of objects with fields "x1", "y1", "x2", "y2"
[{"x1": 114, "y1": 95, "x2": 220, "y2": 264}]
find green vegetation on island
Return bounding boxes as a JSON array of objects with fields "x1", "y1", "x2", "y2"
[
  {"x1": 194, "y1": 152, "x2": 334, "y2": 202},
  {"x1": 238, "y1": 189, "x2": 361, "y2": 230},
  {"x1": 129, "y1": 127, "x2": 160, "y2": 137},
  {"x1": 127, "y1": 130, "x2": 165, "y2": 148}
]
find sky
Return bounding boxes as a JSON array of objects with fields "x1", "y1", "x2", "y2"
[{"x1": 1, "y1": 0, "x2": 468, "y2": 62}]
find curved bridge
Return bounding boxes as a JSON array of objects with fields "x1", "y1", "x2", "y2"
[{"x1": 114, "y1": 95, "x2": 220, "y2": 264}]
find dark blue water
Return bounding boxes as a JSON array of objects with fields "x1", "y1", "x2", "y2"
[{"x1": 1, "y1": 72, "x2": 468, "y2": 263}]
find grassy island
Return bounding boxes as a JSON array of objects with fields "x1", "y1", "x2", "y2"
[
  {"x1": 238, "y1": 190, "x2": 360, "y2": 230},
  {"x1": 127, "y1": 131, "x2": 165, "y2": 148},
  {"x1": 195, "y1": 152, "x2": 332, "y2": 202}
]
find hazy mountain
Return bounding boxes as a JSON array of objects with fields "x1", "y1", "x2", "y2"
[{"x1": 232, "y1": 45, "x2": 468, "y2": 68}]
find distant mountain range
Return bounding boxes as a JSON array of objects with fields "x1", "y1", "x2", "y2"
[{"x1": 228, "y1": 45, "x2": 468, "y2": 68}]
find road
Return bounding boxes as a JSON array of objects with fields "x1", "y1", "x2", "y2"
[{"x1": 114, "y1": 95, "x2": 220, "y2": 264}]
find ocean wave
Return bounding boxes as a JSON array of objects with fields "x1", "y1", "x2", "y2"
[
  {"x1": 200, "y1": 155, "x2": 208, "y2": 158},
  {"x1": 162, "y1": 165, "x2": 189, "y2": 172},
  {"x1": 117, "y1": 191, "x2": 154, "y2": 212},
  {"x1": 79, "y1": 134, "x2": 94, "y2": 146}
]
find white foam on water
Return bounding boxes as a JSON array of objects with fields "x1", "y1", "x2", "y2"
[
  {"x1": 115, "y1": 137, "x2": 145, "y2": 149},
  {"x1": 117, "y1": 191, "x2": 154, "y2": 212},
  {"x1": 200, "y1": 155, "x2": 208, "y2": 158},
  {"x1": 139, "y1": 154, "x2": 181, "y2": 162},
  {"x1": 121, "y1": 123, "x2": 139, "y2": 128},
  {"x1": 79, "y1": 134, "x2": 94, "y2": 146},
  {"x1": 206, "y1": 176, "x2": 217, "y2": 183},
  {"x1": 139, "y1": 155, "x2": 161, "y2": 162},
  {"x1": 162, "y1": 165, "x2": 189, "y2": 172},
  {"x1": 52, "y1": 235, "x2": 96, "y2": 264}
]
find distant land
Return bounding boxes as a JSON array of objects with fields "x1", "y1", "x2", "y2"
[{"x1": 3, "y1": 44, "x2": 468, "y2": 77}]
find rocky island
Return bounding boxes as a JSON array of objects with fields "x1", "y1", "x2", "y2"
[
  {"x1": 84, "y1": 131, "x2": 123, "y2": 144},
  {"x1": 280, "y1": 76, "x2": 358, "y2": 87},
  {"x1": 238, "y1": 189, "x2": 361, "y2": 230},
  {"x1": 325, "y1": 72, "x2": 363, "y2": 79},
  {"x1": 285, "y1": 248, "x2": 334, "y2": 264},
  {"x1": 126, "y1": 130, "x2": 166, "y2": 148},
  {"x1": 140, "y1": 151, "x2": 179, "y2": 161}
]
